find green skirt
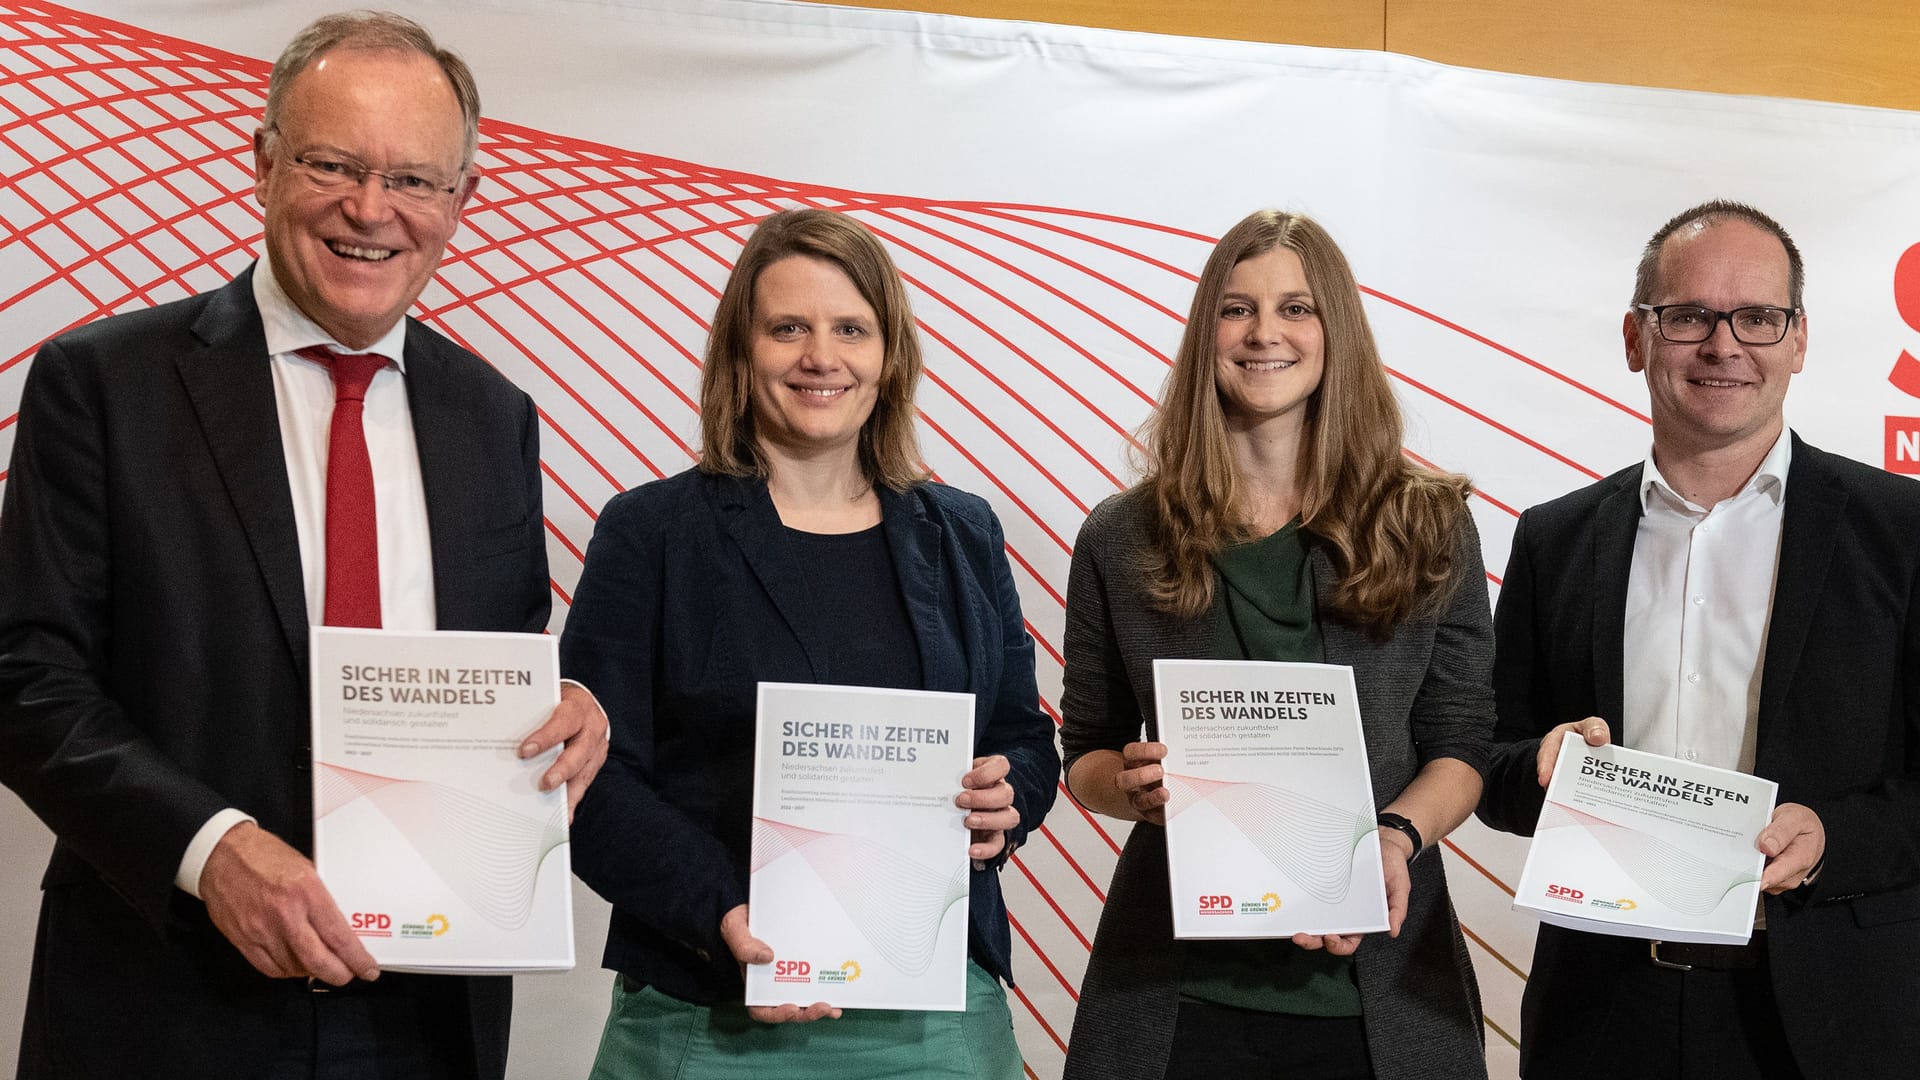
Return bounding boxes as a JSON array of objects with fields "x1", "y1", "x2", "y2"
[{"x1": 589, "y1": 960, "x2": 1025, "y2": 1080}]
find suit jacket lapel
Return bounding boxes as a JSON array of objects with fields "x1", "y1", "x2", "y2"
[
  {"x1": 1590, "y1": 472, "x2": 1639, "y2": 737},
  {"x1": 175, "y1": 268, "x2": 310, "y2": 679},
  {"x1": 405, "y1": 323, "x2": 484, "y2": 629},
  {"x1": 1758, "y1": 436, "x2": 1844, "y2": 731},
  {"x1": 879, "y1": 486, "x2": 967, "y2": 693},
  {"x1": 720, "y1": 476, "x2": 829, "y2": 680}
]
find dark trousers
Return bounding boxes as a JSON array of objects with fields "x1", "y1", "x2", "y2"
[
  {"x1": 1521, "y1": 945, "x2": 1802, "y2": 1080},
  {"x1": 1166, "y1": 999, "x2": 1374, "y2": 1080},
  {"x1": 263, "y1": 973, "x2": 478, "y2": 1080}
]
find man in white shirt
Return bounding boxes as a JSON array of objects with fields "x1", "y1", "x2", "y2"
[
  {"x1": 1480, "y1": 200, "x2": 1920, "y2": 1080},
  {"x1": 0, "y1": 12, "x2": 606, "y2": 1078}
]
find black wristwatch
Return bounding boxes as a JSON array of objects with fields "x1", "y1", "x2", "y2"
[{"x1": 1377, "y1": 812, "x2": 1424, "y2": 861}]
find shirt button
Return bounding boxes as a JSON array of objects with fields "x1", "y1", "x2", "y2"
[
  {"x1": 1687, "y1": 672, "x2": 1702, "y2": 684},
  {"x1": 1685, "y1": 749, "x2": 1698, "y2": 761},
  {"x1": 1692, "y1": 595, "x2": 1706, "y2": 606}
]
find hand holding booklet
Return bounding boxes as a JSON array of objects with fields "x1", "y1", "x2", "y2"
[
  {"x1": 1514, "y1": 731, "x2": 1776, "y2": 944},
  {"x1": 1154, "y1": 659, "x2": 1387, "y2": 939},
  {"x1": 746, "y1": 682, "x2": 974, "y2": 1011},
  {"x1": 310, "y1": 627, "x2": 575, "y2": 974}
]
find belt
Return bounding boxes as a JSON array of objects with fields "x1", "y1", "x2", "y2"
[{"x1": 1647, "y1": 934, "x2": 1765, "y2": 972}]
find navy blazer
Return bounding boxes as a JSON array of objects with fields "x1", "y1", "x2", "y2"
[
  {"x1": 0, "y1": 269, "x2": 544, "y2": 1079},
  {"x1": 1479, "y1": 435, "x2": 1920, "y2": 1080},
  {"x1": 563, "y1": 467, "x2": 1059, "y2": 1004}
]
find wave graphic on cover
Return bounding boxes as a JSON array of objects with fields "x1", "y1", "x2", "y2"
[
  {"x1": 752, "y1": 818, "x2": 968, "y2": 977},
  {"x1": 1163, "y1": 773, "x2": 1376, "y2": 904},
  {"x1": 317, "y1": 763, "x2": 568, "y2": 930},
  {"x1": 1538, "y1": 801, "x2": 1759, "y2": 916}
]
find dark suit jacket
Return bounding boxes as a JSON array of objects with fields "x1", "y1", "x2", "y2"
[
  {"x1": 0, "y1": 269, "x2": 549, "y2": 1079},
  {"x1": 1058, "y1": 489, "x2": 1492, "y2": 1080},
  {"x1": 1479, "y1": 434, "x2": 1920, "y2": 1080},
  {"x1": 561, "y1": 467, "x2": 1059, "y2": 1004}
]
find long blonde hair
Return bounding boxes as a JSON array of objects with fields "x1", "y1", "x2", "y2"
[{"x1": 1138, "y1": 210, "x2": 1471, "y2": 637}]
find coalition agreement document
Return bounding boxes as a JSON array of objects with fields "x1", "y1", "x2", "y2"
[
  {"x1": 1154, "y1": 660, "x2": 1387, "y2": 939},
  {"x1": 1514, "y1": 732, "x2": 1776, "y2": 945},
  {"x1": 746, "y1": 683, "x2": 974, "y2": 1011},
  {"x1": 310, "y1": 627, "x2": 574, "y2": 974}
]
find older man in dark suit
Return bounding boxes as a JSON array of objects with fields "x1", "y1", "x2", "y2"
[
  {"x1": 0, "y1": 12, "x2": 606, "y2": 1078},
  {"x1": 1480, "y1": 201, "x2": 1920, "y2": 1080}
]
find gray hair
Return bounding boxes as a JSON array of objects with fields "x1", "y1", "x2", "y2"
[{"x1": 261, "y1": 10, "x2": 480, "y2": 169}]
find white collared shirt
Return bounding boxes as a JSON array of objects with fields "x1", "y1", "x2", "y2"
[
  {"x1": 176, "y1": 255, "x2": 436, "y2": 896},
  {"x1": 1621, "y1": 430, "x2": 1791, "y2": 774}
]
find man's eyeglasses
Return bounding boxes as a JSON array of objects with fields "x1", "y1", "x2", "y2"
[
  {"x1": 1633, "y1": 303, "x2": 1799, "y2": 346},
  {"x1": 271, "y1": 130, "x2": 462, "y2": 208}
]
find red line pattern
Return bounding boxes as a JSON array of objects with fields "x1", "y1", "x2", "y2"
[{"x1": 0, "y1": 4, "x2": 1653, "y2": 1075}]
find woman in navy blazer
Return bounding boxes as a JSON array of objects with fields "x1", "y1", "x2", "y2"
[{"x1": 564, "y1": 209, "x2": 1058, "y2": 1079}]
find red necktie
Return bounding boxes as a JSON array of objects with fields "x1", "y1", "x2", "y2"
[{"x1": 299, "y1": 346, "x2": 388, "y2": 628}]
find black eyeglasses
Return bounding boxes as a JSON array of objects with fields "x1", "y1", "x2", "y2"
[{"x1": 1633, "y1": 303, "x2": 1799, "y2": 346}]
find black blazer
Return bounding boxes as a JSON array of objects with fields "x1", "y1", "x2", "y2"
[
  {"x1": 0, "y1": 269, "x2": 548, "y2": 1079},
  {"x1": 1479, "y1": 434, "x2": 1920, "y2": 1080},
  {"x1": 562, "y1": 467, "x2": 1059, "y2": 1004}
]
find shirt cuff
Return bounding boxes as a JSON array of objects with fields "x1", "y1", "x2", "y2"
[{"x1": 175, "y1": 808, "x2": 257, "y2": 899}]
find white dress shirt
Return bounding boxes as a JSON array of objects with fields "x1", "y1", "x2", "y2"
[
  {"x1": 175, "y1": 254, "x2": 436, "y2": 896},
  {"x1": 1621, "y1": 430, "x2": 1790, "y2": 775}
]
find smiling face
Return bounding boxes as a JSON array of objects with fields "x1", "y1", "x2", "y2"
[
  {"x1": 1626, "y1": 218, "x2": 1806, "y2": 460},
  {"x1": 253, "y1": 47, "x2": 476, "y2": 350},
  {"x1": 747, "y1": 255, "x2": 886, "y2": 463},
  {"x1": 1213, "y1": 247, "x2": 1326, "y2": 440}
]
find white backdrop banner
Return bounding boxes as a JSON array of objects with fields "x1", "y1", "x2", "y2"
[{"x1": 5, "y1": 2, "x2": 1920, "y2": 1077}]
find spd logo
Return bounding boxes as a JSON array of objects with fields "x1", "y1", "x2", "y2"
[
  {"x1": 1886, "y1": 243, "x2": 1920, "y2": 474},
  {"x1": 772, "y1": 960, "x2": 812, "y2": 984},
  {"x1": 1197, "y1": 894, "x2": 1234, "y2": 915},
  {"x1": 349, "y1": 912, "x2": 392, "y2": 936},
  {"x1": 1544, "y1": 884, "x2": 1584, "y2": 903}
]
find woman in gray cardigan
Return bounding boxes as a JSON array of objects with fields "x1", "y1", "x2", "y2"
[{"x1": 1060, "y1": 210, "x2": 1493, "y2": 1080}]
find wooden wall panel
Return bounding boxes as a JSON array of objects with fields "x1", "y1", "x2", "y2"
[
  {"x1": 811, "y1": 0, "x2": 1385, "y2": 50},
  {"x1": 812, "y1": 0, "x2": 1919, "y2": 111}
]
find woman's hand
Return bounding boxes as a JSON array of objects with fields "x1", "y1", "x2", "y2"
[
  {"x1": 1290, "y1": 827, "x2": 1415, "y2": 956},
  {"x1": 718, "y1": 904, "x2": 841, "y2": 1024},
  {"x1": 1116, "y1": 741, "x2": 1170, "y2": 825},
  {"x1": 958, "y1": 754, "x2": 1021, "y2": 862}
]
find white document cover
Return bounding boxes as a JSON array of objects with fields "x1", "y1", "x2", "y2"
[
  {"x1": 1154, "y1": 660, "x2": 1387, "y2": 939},
  {"x1": 746, "y1": 683, "x2": 975, "y2": 1011},
  {"x1": 1514, "y1": 732, "x2": 1776, "y2": 945},
  {"x1": 310, "y1": 627, "x2": 574, "y2": 973}
]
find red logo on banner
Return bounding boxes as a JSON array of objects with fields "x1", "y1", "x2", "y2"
[
  {"x1": 1888, "y1": 418, "x2": 1920, "y2": 475},
  {"x1": 1887, "y1": 244, "x2": 1920, "y2": 471}
]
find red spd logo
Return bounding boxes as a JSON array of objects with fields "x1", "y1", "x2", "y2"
[
  {"x1": 772, "y1": 960, "x2": 811, "y2": 984},
  {"x1": 1197, "y1": 894, "x2": 1234, "y2": 914},
  {"x1": 1887, "y1": 244, "x2": 1920, "y2": 474},
  {"x1": 1545, "y1": 884, "x2": 1584, "y2": 903},
  {"x1": 349, "y1": 912, "x2": 392, "y2": 935}
]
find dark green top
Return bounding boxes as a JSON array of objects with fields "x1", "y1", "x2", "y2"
[{"x1": 1178, "y1": 521, "x2": 1363, "y2": 1016}]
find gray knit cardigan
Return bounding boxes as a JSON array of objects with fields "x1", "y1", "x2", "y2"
[{"x1": 1059, "y1": 488, "x2": 1493, "y2": 1080}]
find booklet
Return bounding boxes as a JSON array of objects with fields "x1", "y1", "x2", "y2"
[
  {"x1": 310, "y1": 627, "x2": 574, "y2": 974},
  {"x1": 1513, "y1": 731, "x2": 1776, "y2": 945},
  {"x1": 745, "y1": 682, "x2": 975, "y2": 1011},
  {"x1": 1153, "y1": 659, "x2": 1387, "y2": 939}
]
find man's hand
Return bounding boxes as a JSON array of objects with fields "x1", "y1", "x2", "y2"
[
  {"x1": 719, "y1": 904, "x2": 841, "y2": 1024},
  {"x1": 519, "y1": 681, "x2": 609, "y2": 819},
  {"x1": 1758, "y1": 803, "x2": 1826, "y2": 894},
  {"x1": 1537, "y1": 716, "x2": 1612, "y2": 789},
  {"x1": 198, "y1": 821, "x2": 378, "y2": 985},
  {"x1": 958, "y1": 754, "x2": 1020, "y2": 862}
]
